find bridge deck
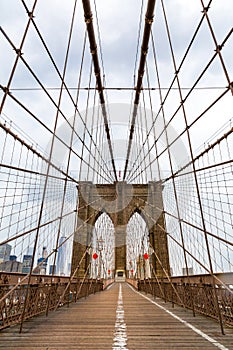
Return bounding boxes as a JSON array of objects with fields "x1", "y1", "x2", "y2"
[{"x1": 0, "y1": 283, "x2": 232, "y2": 350}]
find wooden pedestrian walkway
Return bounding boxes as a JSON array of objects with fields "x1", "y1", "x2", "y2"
[{"x1": 0, "y1": 283, "x2": 232, "y2": 350}]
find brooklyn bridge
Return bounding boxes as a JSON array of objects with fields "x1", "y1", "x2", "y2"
[{"x1": 0, "y1": 0, "x2": 232, "y2": 349}]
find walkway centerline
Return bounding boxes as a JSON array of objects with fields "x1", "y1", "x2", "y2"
[{"x1": 112, "y1": 283, "x2": 128, "y2": 350}]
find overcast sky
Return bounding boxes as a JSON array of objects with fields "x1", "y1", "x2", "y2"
[
  {"x1": 0, "y1": 0, "x2": 232, "y2": 167},
  {"x1": 0, "y1": 0, "x2": 232, "y2": 275}
]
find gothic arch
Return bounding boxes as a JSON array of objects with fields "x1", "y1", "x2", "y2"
[
  {"x1": 71, "y1": 181, "x2": 170, "y2": 278},
  {"x1": 127, "y1": 207, "x2": 150, "y2": 231}
]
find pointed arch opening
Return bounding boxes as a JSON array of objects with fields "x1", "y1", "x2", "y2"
[
  {"x1": 126, "y1": 212, "x2": 151, "y2": 279},
  {"x1": 90, "y1": 213, "x2": 115, "y2": 279}
]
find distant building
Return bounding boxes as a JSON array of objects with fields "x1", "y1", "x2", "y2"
[
  {"x1": 0, "y1": 260, "x2": 23, "y2": 273},
  {"x1": 35, "y1": 247, "x2": 48, "y2": 275},
  {"x1": 41, "y1": 247, "x2": 48, "y2": 274},
  {"x1": 42, "y1": 246, "x2": 48, "y2": 260},
  {"x1": 57, "y1": 237, "x2": 67, "y2": 276},
  {"x1": 0, "y1": 244, "x2": 12, "y2": 263},
  {"x1": 22, "y1": 255, "x2": 33, "y2": 273},
  {"x1": 37, "y1": 257, "x2": 45, "y2": 274},
  {"x1": 182, "y1": 267, "x2": 194, "y2": 276},
  {"x1": 10, "y1": 255, "x2": 17, "y2": 261},
  {"x1": 49, "y1": 264, "x2": 56, "y2": 275}
]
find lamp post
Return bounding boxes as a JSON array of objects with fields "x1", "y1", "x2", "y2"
[
  {"x1": 97, "y1": 236, "x2": 104, "y2": 279},
  {"x1": 92, "y1": 252, "x2": 98, "y2": 278}
]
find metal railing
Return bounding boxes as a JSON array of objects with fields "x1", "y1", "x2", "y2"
[
  {"x1": 0, "y1": 272, "x2": 103, "y2": 330},
  {"x1": 137, "y1": 275, "x2": 233, "y2": 328}
]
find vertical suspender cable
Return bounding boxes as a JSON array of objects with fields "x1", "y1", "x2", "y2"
[{"x1": 123, "y1": 0, "x2": 156, "y2": 181}]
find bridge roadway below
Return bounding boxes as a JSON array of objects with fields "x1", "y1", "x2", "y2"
[{"x1": 0, "y1": 282, "x2": 232, "y2": 350}]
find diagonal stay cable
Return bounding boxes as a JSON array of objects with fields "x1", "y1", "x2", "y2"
[
  {"x1": 19, "y1": 0, "x2": 114, "y2": 183},
  {"x1": 0, "y1": 25, "x2": 113, "y2": 184},
  {"x1": 123, "y1": 0, "x2": 156, "y2": 181},
  {"x1": 127, "y1": 25, "x2": 232, "y2": 183},
  {"x1": 126, "y1": 0, "x2": 214, "y2": 182},
  {"x1": 0, "y1": 0, "x2": 38, "y2": 113},
  {"x1": 82, "y1": 0, "x2": 117, "y2": 182}
]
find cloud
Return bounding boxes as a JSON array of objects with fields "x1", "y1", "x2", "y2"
[
  {"x1": 0, "y1": 0, "x2": 232, "y2": 162},
  {"x1": 0, "y1": 0, "x2": 232, "y2": 278}
]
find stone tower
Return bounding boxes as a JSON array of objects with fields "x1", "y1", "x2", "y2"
[{"x1": 71, "y1": 181, "x2": 170, "y2": 278}]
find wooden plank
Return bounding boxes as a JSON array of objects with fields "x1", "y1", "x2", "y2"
[
  {"x1": 0, "y1": 283, "x2": 232, "y2": 349},
  {"x1": 124, "y1": 284, "x2": 233, "y2": 349}
]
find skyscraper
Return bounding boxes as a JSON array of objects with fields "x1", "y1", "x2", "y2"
[
  {"x1": 22, "y1": 255, "x2": 33, "y2": 274},
  {"x1": 57, "y1": 237, "x2": 67, "y2": 276},
  {"x1": 0, "y1": 244, "x2": 11, "y2": 263},
  {"x1": 36, "y1": 247, "x2": 48, "y2": 274}
]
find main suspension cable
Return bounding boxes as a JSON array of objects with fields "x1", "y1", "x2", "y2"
[
  {"x1": 123, "y1": 0, "x2": 156, "y2": 181},
  {"x1": 82, "y1": 0, "x2": 117, "y2": 182}
]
